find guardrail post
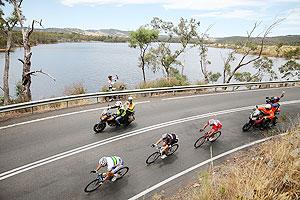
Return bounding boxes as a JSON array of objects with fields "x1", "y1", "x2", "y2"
[
  {"x1": 66, "y1": 101, "x2": 69, "y2": 108},
  {"x1": 173, "y1": 90, "x2": 175, "y2": 95},
  {"x1": 31, "y1": 107, "x2": 34, "y2": 114},
  {"x1": 96, "y1": 97, "x2": 99, "y2": 103}
]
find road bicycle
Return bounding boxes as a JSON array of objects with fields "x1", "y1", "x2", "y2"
[
  {"x1": 84, "y1": 166, "x2": 129, "y2": 193},
  {"x1": 194, "y1": 130, "x2": 222, "y2": 148},
  {"x1": 146, "y1": 144, "x2": 179, "y2": 164}
]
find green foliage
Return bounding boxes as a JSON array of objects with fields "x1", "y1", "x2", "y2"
[
  {"x1": 63, "y1": 82, "x2": 87, "y2": 96},
  {"x1": 283, "y1": 47, "x2": 300, "y2": 59},
  {"x1": 207, "y1": 72, "x2": 221, "y2": 83},
  {"x1": 279, "y1": 59, "x2": 300, "y2": 80},
  {"x1": 0, "y1": 95, "x2": 4, "y2": 106},
  {"x1": 129, "y1": 27, "x2": 158, "y2": 49},
  {"x1": 147, "y1": 17, "x2": 199, "y2": 77},
  {"x1": 14, "y1": 80, "x2": 23, "y2": 103},
  {"x1": 234, "y1": 72, "x2": 253, "y2": 82},
  {"x1": 234, "y1": 57, "x2": 276, "y2": 83}
]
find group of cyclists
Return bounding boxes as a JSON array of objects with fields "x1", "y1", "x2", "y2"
[{"x1": 90, "y1": 91, "x2": 284, "y2": 185}]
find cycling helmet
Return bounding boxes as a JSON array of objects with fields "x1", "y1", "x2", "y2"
[
  {"x1": 265, "y1": 104, "x2": 272, "y2": 110},
  {"x1": 162, "y1": 133, "x2": 168, "y2": 139},
  {"x1": 128, "y1": 96, "x2": 133, "y2": 102},
  {"x1": 115, "y1": 101, "x2": 122, "y2": 107},
  {"x1": 209, "y1": 119, "x2": 215, "y2": 126},
  {"x1": 99, "y1": 157, "x2": 107, "y2": 166}
]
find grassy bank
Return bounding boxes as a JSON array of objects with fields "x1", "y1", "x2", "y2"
[
  {"x1": 209, "y1": 43, "x2": 300, "y2": 59},
  {"x1": 156, "y1": 123, "x2": 300, "y2": 200}
]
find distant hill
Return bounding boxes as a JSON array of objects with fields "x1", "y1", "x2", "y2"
[
  {"x1": 31, "y1": 27, "x2": 130, "y2": 37},
  {"x1": 215, "y1": 35, "x2": 300, "y2": 46}
]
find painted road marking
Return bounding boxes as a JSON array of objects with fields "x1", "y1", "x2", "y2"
[
  {"x1": 162, "y1": 86, "x2": 297, "y2": 101},
  {"x1": 0, "y1": 99, "x2": 299, "y2": 181},
  {"x1": 0, "y1": 101, "x2": 150, "y2": 131},
  {"x1": 129, "y1": 134, "x2": 281, "y2": 200}
]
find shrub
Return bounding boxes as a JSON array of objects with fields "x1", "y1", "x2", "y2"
[
  {"x1": 64, "y1": 82, "x2": 87, "y2": 96},
  {"x1": 0, "y1": 96, "x2": 4, "y2": 106},
  {"x1": 138, "y1": 77, "x2": 189, "y2": 89},
  {"x1": 101, "y1": 82, "x2": 127, "y2": 92}
]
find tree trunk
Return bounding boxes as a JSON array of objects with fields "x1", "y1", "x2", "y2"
[
  {"x1": 21, "y1": 32, "x2": 32, "y2": 102},
  {"x1": 3, "y1": 31, "x2": 12, "y2": 105}
]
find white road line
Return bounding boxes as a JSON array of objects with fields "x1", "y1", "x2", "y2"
[
  {"x1": 1, "y1": 99, "x2": 299, "y2": 181},
  {"x1": 162, "y1": 86, "x2": 297, "y2": 101},
  {"x1": 0, "y1": 101, "x2": 150, "y2": 131},
  {"x1": 128, "y1": 134, "x2": 280, "y2": 200}
]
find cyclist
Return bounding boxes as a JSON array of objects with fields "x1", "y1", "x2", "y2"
[
  {"x1": 152, "y1": 133, "x2": 178, "y2": 159},
  {"x1": 200, "y1": 118, "x2": 222, "y2": 141},
  {"x1": 91, "y1": 156, "x2": 124, "y2": 183}
]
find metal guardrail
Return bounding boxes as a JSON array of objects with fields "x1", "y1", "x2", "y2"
[{"x1": 0, "y1": 80, "x2": 299, "y2": 114}]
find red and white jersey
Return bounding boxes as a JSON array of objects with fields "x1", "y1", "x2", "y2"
[{"x1": 208, "y1": 119, "x2": 222, "y2": 130}]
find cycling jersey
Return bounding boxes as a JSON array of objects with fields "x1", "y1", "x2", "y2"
[
  {"x1": 163, "y1": 133, "x2": 178, "y2": 145},
  {"x1": 100, "y1": 156, "x2": 123, "y2": 172},
  {"x1": 209, "y1": 119, "x2": 222, "y2": 131}
]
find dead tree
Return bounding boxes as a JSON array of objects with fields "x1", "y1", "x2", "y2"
[{"x1": 12, "y1": 0, "x2": 44, "y2": 101}]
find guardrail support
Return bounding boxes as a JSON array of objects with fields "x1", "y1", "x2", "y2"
[{"x1": 66, "y1": 101, "x2": 69, "y2": 108}]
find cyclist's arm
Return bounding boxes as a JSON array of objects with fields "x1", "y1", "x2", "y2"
[
  {"x1": 154, "y1": 138, "x2": 163, "y2": 145},
  {"x1": 95, "y1": 164, "x2": 102, "y2": 172},
  {"x1": 201, "y1": 123, "x2": 208, "y2": 130}
]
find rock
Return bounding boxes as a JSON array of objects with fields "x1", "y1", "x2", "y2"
[
  {"x1": 294, "y1": 160, "x2": 300, "y2": 169},
  {"x1": 193, "y1": 183, "x2": 200, "y2": 188}
]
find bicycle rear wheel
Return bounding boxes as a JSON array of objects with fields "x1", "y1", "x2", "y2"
[
  {"x1": 116, "y1": 166, "x2": 129, "y2": 179},
  {"x1": 84, "y1": 179, "x2": 103, "y2": 193},
  {"x1": 146, "y1": 152, "x2": 160, "y2": 165},
  {"x1": 167, "y1": 144, "x2": 179, "y2": 156},
  {"x1": 194, "y1": 136, "x2": 206, "y2": 148},
  {"x1": 209, "y1": 131, "x2": 221, "y2": 142}
]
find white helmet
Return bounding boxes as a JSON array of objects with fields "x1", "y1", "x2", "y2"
[
  {"x1": 128, "y1": 96, "x2": 133, "y2": 101},
  {"x1": 209, "y1": 119, "x2": 215, "y2": 126},
  {"x1": 115, "y1": 101, "x2": 122, "y2": 107},
  {"x1": 99, "y1": 157, "x2": 107, "y2": 166},
  {"x1": 265, "y1": 104, "x2": 272, "y2": 110}
]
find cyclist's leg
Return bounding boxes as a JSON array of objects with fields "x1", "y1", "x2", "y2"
[{"x1": 161, "y1": 142, "x2": 169, "y2": 155}]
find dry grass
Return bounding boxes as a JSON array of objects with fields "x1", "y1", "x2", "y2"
[
  {"x1": 64, "y1": 82, "x2": 87, "y2": 96},
  {"x1": 138, "y1": 78, "x2": 189, "y2": 89},
  {"x1": 162, "y1": 124, "x2": 300, "y2": 200}
]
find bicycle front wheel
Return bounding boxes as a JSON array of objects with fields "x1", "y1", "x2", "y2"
[
  {"x1": 116, "y1": 166, "x2": 129, "y2": 179},
  {"x1": 194, "y1": 136, "x2": 206, "y2": 148},
  {"x1": 84, "y1": 179, "x2": 103, "y2": 193},
  {"x1": 146, "y1": 152, "x2": 160, "y2": 165},
  {"x1": 167, "y1": 144, "x2": 179, "y2": 156},
  {"x1": 209, "y1": 131, "x2": 221, "y2": 142}
]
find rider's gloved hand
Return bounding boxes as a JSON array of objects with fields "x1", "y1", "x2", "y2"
[
  {"x1": 199, "y1": 129, "x2": 204, "y2": 132},
  {"x1": 90, "y1": 170, "x2": 97, "y2": 174},
  {"x1": 151, "y1": 144, "x2": 157, "y2": 148}
]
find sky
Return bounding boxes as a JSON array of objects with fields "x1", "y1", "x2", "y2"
[{"x1": 2, "y1": 0, "x2": 300, "y2": 37}]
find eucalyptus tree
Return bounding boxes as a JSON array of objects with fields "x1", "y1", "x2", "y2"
[
  {"x1": 222, "y1": 19, "x2": 284, "y2": 84},
  {"x1": 129, "y1": 27, "x2": 159, "y2": 83},
  {"x1": 146, "y1": 17, "x2": 199, "y2": 78},
  {"x1": 0, "y1": 0, "x2": 21, "y2": 105}
]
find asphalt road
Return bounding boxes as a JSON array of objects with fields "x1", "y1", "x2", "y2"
[{"x1": 0, "y1": 87, "x2": 300, "y2": 200}]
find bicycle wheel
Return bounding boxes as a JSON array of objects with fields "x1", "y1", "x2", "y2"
[
  {"x1": 116, "y1": 166, "x2": 129, "y2": 179},
  {"x1": 209, "y1": 131, "x2": 221, "y2": 142},
  {"x1": 146, "y1": 152, "x2": 160, "y2": 165},
  {"x1": 194, "y1": 136, "x2": 206, "y2": 148},
  {"x1": 84, "y1": 179, "x2": 103, "y2": 193},
  {"x1": 167, "y1": 144, "x2": 179, "y2": 156}
]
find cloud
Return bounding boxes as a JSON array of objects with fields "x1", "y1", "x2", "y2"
[
  {"x1": 61, "y1": 0, "x2": 298, "y2": 9},
  {"x1": 285, "y1": 7, "x2": 300, "y2": 25},
  {"x1": 194, "y1": 9, "x2": 262, "y2": 20}
]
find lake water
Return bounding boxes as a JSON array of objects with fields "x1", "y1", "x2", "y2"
[{"x1": 0, "y1": 42, "x2": 289, "y2": 100}]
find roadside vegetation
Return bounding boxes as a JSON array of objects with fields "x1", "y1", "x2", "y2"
[{"x1": 156, "y1": 123, "x2": 300, "y2": 200}]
